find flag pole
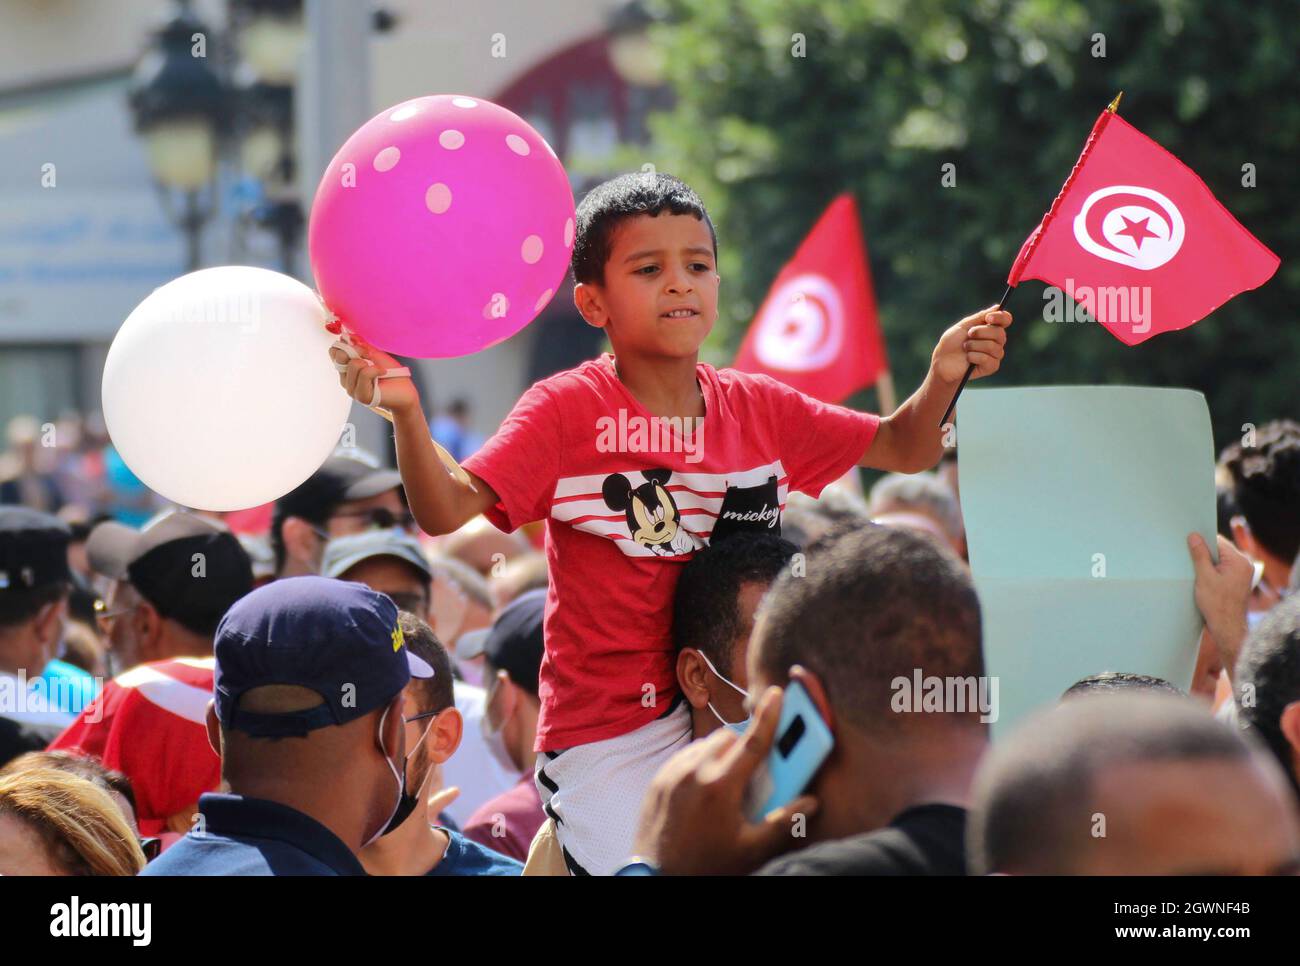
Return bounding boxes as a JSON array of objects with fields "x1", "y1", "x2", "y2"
[{"x1": 938, "y1": 91, "x2": 1123, "y2": 428}]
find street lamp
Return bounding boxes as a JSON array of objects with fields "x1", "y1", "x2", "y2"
[
  {"x1": 233, "y1": 0, "x2": 307, "y2": 85},
  {"x1": 230, "y1": 0, "x2": 306, "y2": 274},
  {"x1": 128, "y1": 2, "x2": 227, "y2": 272},
  {"x1": 608, "y1": 1, "x2": 667, "y2": 89}
]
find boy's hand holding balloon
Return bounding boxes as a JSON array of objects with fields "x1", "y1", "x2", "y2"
[{"x1": 328, "y1": 333, "x2": 418, "y2": 415}]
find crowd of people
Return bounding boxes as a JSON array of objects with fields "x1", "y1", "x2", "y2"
[{"x1": 1, "y1": 171, "x2": 1298, "y2": 877}]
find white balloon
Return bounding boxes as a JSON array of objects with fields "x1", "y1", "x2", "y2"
[{"x1": 102, "y1": 266, "x2": 352, "y2": 511}]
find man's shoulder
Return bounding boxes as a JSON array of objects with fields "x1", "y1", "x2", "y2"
[
  {"x1": 427, "y1": 829, "x2": 523, "y2": 876},
  {"x1": 756, "y1": 804, "x2": 968, "y2": 877},
  {"x1": 140, "y1": 833, "x2": 274, "y2": 876},
  {"x1": 140, "y1": 831, "x2": 337, "y2": 877}
]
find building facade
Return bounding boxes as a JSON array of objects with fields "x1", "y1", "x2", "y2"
[{"x1": 0, "y1": 0, "x2": 661, "y2": 453}]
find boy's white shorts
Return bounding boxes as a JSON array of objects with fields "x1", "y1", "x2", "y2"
[{"x1": 535, "y1": 701, "x2": 692, "y2": 875}]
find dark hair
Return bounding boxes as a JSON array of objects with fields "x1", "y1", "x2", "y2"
[
  {"x1": 1062, "y1": 671, "x2": 1184, "y2": 699},
  {"x1": 755, "y1": 525, "x2": 983, "y2": 732},
  {"x1": 0, "y1": 581, "x2": 70, "y2": 631},
  {"x1": 1236, "y1": 595, "x2": 1300, "y2": 796},
  {"x1": 672, "y1": 532, "x2": 797, "y2": 678},
  {"x1": 1223, "y1": 420, "x2": 1300, "y2": 563},
  {"x1": 129, "y1": 533, "x2": 254, "y2": 638},
  {"x1": 571, "y1": 171, "x2": 717, "y2": 285},
  {"x1": 969, "y1": 693, "x2": 1253, "y2": 875},
  {"x1": 398, "y1": 612, "x2": 455, "y2": 716}
]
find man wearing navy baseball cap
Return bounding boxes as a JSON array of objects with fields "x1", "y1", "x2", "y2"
[{"x1": 142, "y1": 576, "x2": 433, "y2": 875}]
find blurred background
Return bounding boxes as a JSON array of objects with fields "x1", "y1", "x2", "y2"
[{"x1": 1, "y1": 0, "x2": 1296, "y2": 524}]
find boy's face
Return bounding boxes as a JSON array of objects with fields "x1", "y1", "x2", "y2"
[{"x1": 575, "y1": 213, "x2": 719, "y2": 359}]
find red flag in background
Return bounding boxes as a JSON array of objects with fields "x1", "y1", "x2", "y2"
[
  {"x1": 733, "y1": 194, "x2": 887, "y2": 403},
  {"x1": 1009, "y1": 109, "x2": 1280, "y2": 346}
]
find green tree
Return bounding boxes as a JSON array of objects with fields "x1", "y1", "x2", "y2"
[{"x1": 641, "y1": 0, "x2": 1299, "y2": 447}]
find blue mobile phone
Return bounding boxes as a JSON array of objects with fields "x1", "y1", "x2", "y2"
[{"x1": 744, "y1": 679, "x2": 833, "y2": 821}]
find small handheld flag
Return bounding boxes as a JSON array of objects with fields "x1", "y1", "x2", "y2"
[
  {"x1": 1008, "y1": 99, "x2": 1279, "y2": 345},
  {"x1": 940, "y1": 95, "x2": 1280, "y2": 425}
]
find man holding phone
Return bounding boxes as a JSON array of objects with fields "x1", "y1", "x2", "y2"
[{"x1": 629, "y1": 526, "x2": 987, "y2": 875}]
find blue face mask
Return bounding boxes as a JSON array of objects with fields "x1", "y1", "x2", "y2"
[{"x1": 697, "y1": 650, "x2": 750, "y2": 735}]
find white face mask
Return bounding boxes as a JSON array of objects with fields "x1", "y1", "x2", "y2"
[
  {"x1": 364, "y1": 704, "x2": 404, "y2": 848},
  {"x1": 697, "y1": 650, "x2": 750, "y2": 735},
  {"x1": 480, "y1": 680, "x2": 520, "y2": 773},
  {"x1": 366, "y1": 703, "x2": 435, "y2": 846}
]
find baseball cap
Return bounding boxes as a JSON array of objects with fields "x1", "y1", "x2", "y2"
[
  {"x1": 0, "y1": 507, "x2": 71, "y2": 591},
  {"x1": 273, "y1": 453, "x2": 403, "y2": 529},
  {"x1": 214, "y1": 576, "x2": 432, "y2": 737},
  {"x1": 86, "y1": 511, "x2": 254, "y2": 636},
  {"x1": 321, "y1": 528, "x2": 432, "y2": 582},
  {"x1": 456, "y1": 588, "x2": 544, "y2": 695}
]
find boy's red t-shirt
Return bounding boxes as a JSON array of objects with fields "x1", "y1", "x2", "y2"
[{"x1": 463, "y1": 354, "x2": 878, "y2": 751}]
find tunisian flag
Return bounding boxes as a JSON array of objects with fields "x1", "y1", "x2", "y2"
[
  {"x1": 1009, "y1": 108, "x2": 1279, "y2": 346},
  {"x1": 733, "y1": 194, "x2": 887, "y2": 403}
]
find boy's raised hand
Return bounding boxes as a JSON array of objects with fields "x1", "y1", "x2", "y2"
[
  {"x1": 328, "y1": 335, "x2": 419, "y2": 415},
  {"x1": 932, "y1": 305, "x2": 1013, "y2": 383}
]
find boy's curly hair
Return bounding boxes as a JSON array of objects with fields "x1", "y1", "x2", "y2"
[{"x1": 571, "y1": 171, "x2": 717, "y2": 285}]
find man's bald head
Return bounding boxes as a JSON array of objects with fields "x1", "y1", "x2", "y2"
[{"x1": 968, "y1": 693, "x2": 1300, "y2": 875}]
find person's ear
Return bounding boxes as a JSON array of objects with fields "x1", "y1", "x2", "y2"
[
  {"x1": 675, "y1": 648, "x2": 712, "y2": 709},
  {"x1": 33, "y1": 597, "x2": 67, "y2": 648},
  {"x1": 574, "y1": 282, "x2": 609, "y2": 330},
  {"x1": 428, "y1": 707, "x2": 463, "y2": 764},
  {"x1": 282, "y1": 517, "x2": 323, "y2": 570},
  {"x1": 205, "y1": 700, "x2": 222, "y2": 758},
  {"x1": 1279, "y1": 701, "x2": 1300, "y2": 766},
  {"x1": 1230, "y1": 516, "x2": 1257, "y2": 559},
  {"x1": 788, "y1": 665, "x2": 835, "y2": 734},
  {"x1": 135, "y1": 600, "x2": 165, "y2": 661}
]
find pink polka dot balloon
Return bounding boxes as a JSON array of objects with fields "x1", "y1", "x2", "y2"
[{"x1": 308, "y1": 95, "x2": 575, "y2": 358}]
